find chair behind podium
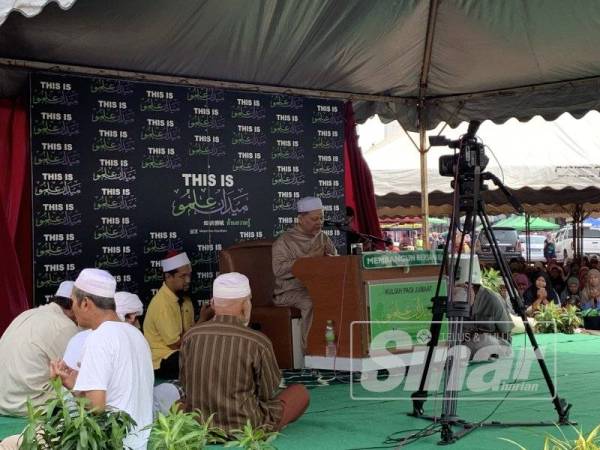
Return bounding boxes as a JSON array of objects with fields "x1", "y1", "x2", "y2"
[{"x1": 219, "y1": 239, "x2": 301, "y2": 368}]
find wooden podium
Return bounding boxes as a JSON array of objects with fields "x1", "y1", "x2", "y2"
[{"x1": 292, "y1": 254, "x2": 440, "y2": 359}]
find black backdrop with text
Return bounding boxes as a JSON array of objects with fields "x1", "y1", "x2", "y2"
[{"x1": 31, "y1": 73, "x2": 345, "y2": 306}]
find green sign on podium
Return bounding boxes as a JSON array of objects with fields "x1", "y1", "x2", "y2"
[{"x1": 362, "y1": 250, "x2": 444, "y2": 270}]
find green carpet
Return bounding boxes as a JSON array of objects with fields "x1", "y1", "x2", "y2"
[
  {"x1": 2, "y1": 333, "x2": 598, "y2": 449},
  {"x1": 275, "y1": 333, "x2": 599, "y2": 450},
  {"x1": 0, "y1": 416, "x2": 25, "y2": 441}
]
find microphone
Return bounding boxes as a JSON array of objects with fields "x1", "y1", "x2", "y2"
[{"x1": 323, "y1": 220, "x2": 347, "y2": 228}]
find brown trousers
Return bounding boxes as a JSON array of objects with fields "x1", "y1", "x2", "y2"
[
  {"x1": 273, "y1": 288, "x2": 313, "y2": 350},
  {"x1": 275, "y1": 384, "x2": 310, "y2": 430}
]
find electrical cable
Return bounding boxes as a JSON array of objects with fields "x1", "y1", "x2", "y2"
[{"x1": 485, "y1": 143, "x2": 505, "y2": 184}]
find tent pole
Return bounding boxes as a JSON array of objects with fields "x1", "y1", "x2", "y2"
[
  {"x1": 525, "y1": 214, "x2": 531, "y2": 263},
  {"x1": 419, "y1": 109, "x2": 430, "y2": 249},
  {"x1": 417, "y1": 0, "x2": 439, "y2": 250}
]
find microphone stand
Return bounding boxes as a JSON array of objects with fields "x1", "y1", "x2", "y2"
[{"x1": 330, "y1": 223, "x2": 387, "y2": 249}]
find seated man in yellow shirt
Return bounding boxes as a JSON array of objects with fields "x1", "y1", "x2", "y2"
[{"x1": 144, "y1": 251, "x2": 197, "y2": 380}]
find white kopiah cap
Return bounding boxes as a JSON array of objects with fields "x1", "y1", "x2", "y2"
[
  {"x1": 161, "y1": 251, "x2": 191, "y2": 272},
  {"x1": 114, "y1": 291, "x2": 144, "y2": 321},
  {"x1": 213, "y1": 272, "x2": 251, "y2": 299},
  {"x1": 455, "y1": 254, "x2": 482, "y2": 285},
  {"x1": 74, "y1": 268, "x2": 116, "y2": 298},
  {"x1": 297, "y1": 196, "x2": 323, "y2": 213},
  {"x1": 55, "y1": 280, "x2": 74, "y2": 299}
]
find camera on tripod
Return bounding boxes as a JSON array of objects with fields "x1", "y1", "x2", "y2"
[{"x1": 430, "y1": 120, "x2": 489, "y2": 177}]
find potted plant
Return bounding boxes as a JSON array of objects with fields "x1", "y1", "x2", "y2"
[
  {"x1": 534, "y1": 303, "x2": 562, "y2": 333},
  {"x1": 20, "y1": 378, "x2": 136, "y2": 450},
  {"x1": 224, "y1": 420, "x2": 280, "y2": 450},
  {"x1": 481, "y1": 267, "x2": 503, "y2": 294},
  {"x1": 147, "y1": 404, "x2": 226, "y2": 450},
  {"x1": 559, "y1": 305, "x2": 582, "y2": 334},
  {"x1": 501, "y1": 423, "x2": 600, "y2": 449}
]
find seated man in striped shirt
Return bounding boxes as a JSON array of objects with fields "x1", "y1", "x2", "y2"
[{"x1": 180, "y1": 272, "x2": 309, "y2": 432}]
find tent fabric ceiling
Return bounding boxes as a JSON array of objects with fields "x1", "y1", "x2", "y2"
[
  {"x1": 366, "y1": 114, "x2": 600, "y2": 217},
  {"x1": 376, "y1": 187, "x2": 600, "y2": 218},
  {"x1": 1, "y1": 0, "x2": 600, "y2": 130},
  {"x1": 0, "y1": 0, "x2": 75, "y2": 26}
]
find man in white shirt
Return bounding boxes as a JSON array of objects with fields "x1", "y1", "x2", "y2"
[
  {"x1": 0, "y1": 280, "x2": 78, "y2": 415},
  {"x1": 51, "y1": 269, "x2": 154, "y2": 450},
  {"x1": 62, "y1": 291, "x2": 179, "y2": 418},
  {"x1": 63, "y1": 291, "x2": 145, "y2": 370}
]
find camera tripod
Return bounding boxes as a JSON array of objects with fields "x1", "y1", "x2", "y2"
[{"x1": 408, "y1": 125, "x2": 574, "y2": 445}]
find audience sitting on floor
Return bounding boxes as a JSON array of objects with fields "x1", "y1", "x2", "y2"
[
  {"x1": 144, "y1": 250, "x2": 198, "y2": 381},
  {"x1": 581, "y1": 269, "x2": 600, "y2": 303},
  {"x1": 0, "y1": 267, "x2": 314, "y2": 447},
  {"x1": 61, "y1": 290, "x2": 179, "y2": 419},
  {"x1": 455, "y1": 256, "x2": 513, "y2": 361},
  {"x1": 579, "y1": 266, "x2": 590, "y2": 288},
  {"x1": 12, "y1": 246, "x2": 600, "y2": 447},
  {"x1": 524, "y1": 271, "x2": 560, "y2": 316},
  {"x1": 513, "y1": 272, "x2": 531, "y2": 298},
  {"x1": 547, "y1": 263, "x2": 566, "y2": 295},
  {"x1": 560, "y1": 277, "x2": 581, "y2": 307},
  {"x1": 580, "y1": 268, "x2": 600, "y2": 311},
  {"x1": 51, "y1": 268, "x2": 154, "y2": 450},
  {"x1": 0, "y1": 281, "x2": 78, "y2": 416},
  {"x1": 180, "y1": 272, "x2": 310, "y2": 433},
  {"x1": 63, "y1": 290, "x2": 144, "y2": 370}
]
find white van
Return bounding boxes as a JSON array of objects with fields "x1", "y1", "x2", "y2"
[{"x1": 554, "y1": 226, "x2": 600, "y2": 261}]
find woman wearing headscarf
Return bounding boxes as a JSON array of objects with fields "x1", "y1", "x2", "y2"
[
  {"x1": 560, "y1": 277, "x2": 581, "y2": 307},
  {"x1": 547, "y1": 263, "x2": 566, "y2": 295},
  {"x1": 580, "y1": 268, "x2": 600, "y2": 311},
  {"x1": 523, "y1": 271, "x2": 560, "y2": 317}
]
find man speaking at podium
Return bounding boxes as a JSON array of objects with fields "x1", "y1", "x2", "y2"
[{"x1": 272, "y1": 196, "x2": 337, "y2": 350}]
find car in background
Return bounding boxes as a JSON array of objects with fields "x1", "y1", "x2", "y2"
[
  {"x1": 519, "y1": 234, "x2": 546, "y2": 261},
  {"x1": 476, "y1": 227, "x2": 522, "y2": 262},
  {"x1": 554, "y1": 226, "x2": 600, "y2": 261}
]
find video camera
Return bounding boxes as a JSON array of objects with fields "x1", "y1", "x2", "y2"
[{"x1": 430, "y1": 120, "x2": 489, "y2": 177}]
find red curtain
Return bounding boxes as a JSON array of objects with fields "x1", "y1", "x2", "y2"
[
  {"x1": 343, "y1": 102, "x2": 383, "y2": 247},
  {"x1": 0, "y1": 98, "x2": 31, "y2": 336}
]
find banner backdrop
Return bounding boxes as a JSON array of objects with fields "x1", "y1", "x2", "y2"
[{"x1": 30, "y1": 73, "x2": 345, "y2": 306}]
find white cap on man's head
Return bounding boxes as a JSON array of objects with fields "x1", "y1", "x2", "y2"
[
  {"x1": 213, "y1": 272, "x2": 251, "y2": 299},
  {"x1": 114, "y1": 291, "x2": 144, "y2": 321},
  {"x1": 55, "y1": 281, "x2": 74, "y2": 299},
  {"x1": 297, "y1": 196, "x2": 323, "y2": 213},
  {"x1": 74, "y1": 268, "x2": 116, "y2": 298},
  {"x1": 161, "y1": 250, "x2": 190, "y2": 272},
  {"x1": 455, "y1": 254, "x2": 482, "y2": 285}
]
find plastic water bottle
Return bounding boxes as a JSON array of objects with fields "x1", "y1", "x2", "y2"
[{"x1": 325, "y1": 320, "x2": 336, "y2": 357}]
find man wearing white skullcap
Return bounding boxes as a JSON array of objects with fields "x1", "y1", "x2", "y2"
[
  {"x1": 144, "y1": 249, "x2": 206, "y2": 380},
  {"x1": 181, "y1": 273, "x2": 309, "y2": 433},
  {"x1": 272, "y1": 196, "x2": 337, "y2": 349},
  {"x1": 454, "y1": 255, "x2": 513, "y2": 361},
  {"x1": 50, "y1": 269, "x2": 154, "y2": 450},
  {"x1": 0, "y1": 280, "x2": 78, "y2": 415},
  {"x1": 63, "y1": 291, "x2": 145, "y2": 370}
]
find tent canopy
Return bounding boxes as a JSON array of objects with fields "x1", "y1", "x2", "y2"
[
  {"x1": 2, "y1": 1, "x2": 600, "y2": 130},
  {"x1": 367, "y1": 113, "x2": 600, "y2": 216},
  {"x1": 492, "y1": 216, "x2": 559, "y2": 232}
]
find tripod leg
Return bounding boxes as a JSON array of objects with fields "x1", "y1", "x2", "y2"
[
  {"x1": 410, "y1": 207, "x2": 473, "y2": 417},
  {"x1": 477, "y1": 209, "x2": 573, "y2": 424}
]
